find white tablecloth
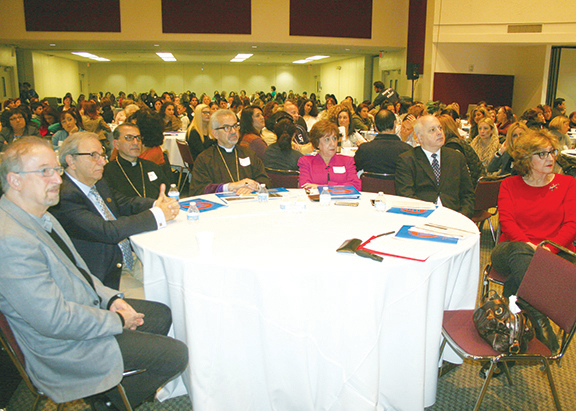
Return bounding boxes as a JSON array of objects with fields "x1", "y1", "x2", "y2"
[
  {"x1": 131, "y1": 191, "x2": 480, "y2": 411},
  {"x1": 162, "y1": 132, "x2": 186, "y2": 167}
]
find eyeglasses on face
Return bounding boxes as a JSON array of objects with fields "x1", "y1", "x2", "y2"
[
  {"x1": 214, "y1": 123, "x2": 240, "y2": 133},
  {"x1": 17, "y1": 167, "x2": 64, "y2": 177},
  {"x1": 121, "y1": 134, "x2": 142, "y2": 142},
  {"x1": 73, "y1": 152, "x2": 107, "y2": 161},
  {"x1": 533, "y1": 149, "x2": 558, "y2": 160}
]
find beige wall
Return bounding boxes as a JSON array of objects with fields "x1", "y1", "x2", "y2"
[
  {"x1": 0, "y1": 45, "x2": 19, "y2": 98},
  {"x1": 32, "y1": 52, "x2": 80, "y2": 99},
  {"x1": 557, "y1": 48, "x2": 576, "y2": 114},
  {"x1": 319, "y1": 57, "x2": 367, "y2": 104},
  {"x1": 85, "y1": 61, "x2": 321, "y2": 97},
  {"x1": 432, "y1": 0, "x2": 576, "y2": 44},
  {"x1": 433, "y1": 43, "x2": 548, "y2": 114},
  {"x1": 0, "y1": 0, "x2": 407, "y2": 49}
]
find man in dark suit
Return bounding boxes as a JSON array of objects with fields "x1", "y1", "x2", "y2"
[
  {"x1": 354, "y1": 109, "x2": 411, "y2": 175},
  {"x1": 0, "y1": 137, "x2": 187, "y2": 410},
  {"x1": 50, "y1": 132, "x2": 180, "y2": 289},
  {"x1": 395, "y1": 115, "x2": 475, "y2": 217}
]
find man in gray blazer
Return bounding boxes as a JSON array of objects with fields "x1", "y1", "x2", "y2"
[{"x1": 0, "y1": 137, "x2": 188, "y2": 409}]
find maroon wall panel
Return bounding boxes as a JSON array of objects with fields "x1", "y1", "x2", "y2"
[
  {"x1": 433, "y1": 72, "x2": 514, "y2": 115},
  {"x1": 24, "y1": 0, "x2": 120, "y2": 32},
  {"x1": 162, "y1": 0, "x2": 251, "y2": 34},
  {"x1": 290, "y1": 0, "x2": 372, "y2": 39},
  {"x1": 406, "y1": 0, "x2": 426, "y2": 75}
]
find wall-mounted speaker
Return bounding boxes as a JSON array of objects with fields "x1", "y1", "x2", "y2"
[{"x1": 407, "y1": 63, "x2": 420, "y2": 80}]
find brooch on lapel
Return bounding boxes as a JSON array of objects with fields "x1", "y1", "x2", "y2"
[{"x1": 550, "y1": 184, "x2": 558, "y2": 191}]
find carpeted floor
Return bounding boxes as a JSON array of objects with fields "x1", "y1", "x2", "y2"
[{"x1": 5, "y1": 214, "x2": 576, "y2": 410}]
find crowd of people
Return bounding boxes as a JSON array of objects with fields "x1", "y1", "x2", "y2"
[{"x1": 1, "y1": 80, "x2": 575, "y2": 406}]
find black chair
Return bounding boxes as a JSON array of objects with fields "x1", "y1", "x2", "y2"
[
  {"x1": 0, "y1": 310, "x2": 141, "y2": 411},
  {"x1": 265, "y1": 167, "x2": 299, "y2": 189},
  {"x1": 360, "y1": 172, "x2": 395, "y2": 194},
  {"x1": 176, "y1": 139, "x2": 194, "y2": 192},
  {"x1": 470, "y1": 175, "x2": 509, "y2": 243}
]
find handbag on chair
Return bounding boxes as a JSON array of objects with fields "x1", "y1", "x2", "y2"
[{"x1": 473, "y1": 291, "x2": 534, "y2": 354}]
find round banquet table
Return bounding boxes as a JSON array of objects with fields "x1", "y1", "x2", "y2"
[{"x1": 130, "y1": 191, "x2": 480, "y2": 411}]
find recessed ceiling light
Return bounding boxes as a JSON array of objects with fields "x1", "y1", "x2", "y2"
[
  {"x1": 154, "y1": 44, "x2": 160, "y2": 47},
  {"x1": 345, "y1": 48, "x2": 350, "y2": 51},
  {"x1": 252, "y1": 46, "x2": 257, "y2": 49},
  {"x1": 72, "y1": 52, "x2": 110, "y2": 61},
  {"x1": 293, "y1": 55, "x2": 330, "y2": 64},
  {"x1": 231, "y1": 53, "x2": 253, "y2": 62},
  {"x1": 156, "y1": 52, "x2": 176, "y2": 61},
  {"x1": 49, "y1": 44, "x2": 56, "y2": 47}
]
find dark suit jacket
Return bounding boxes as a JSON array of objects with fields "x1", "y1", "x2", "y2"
[
  {"x1": 395, "y1": 146, "x2": 475, "y2": 217},
  {"x1": 354, "y1": 133, "x2": 411, "y2": 174},
  {"x1": 50, "y1": 174, "x2": 156, "y2": 289}
]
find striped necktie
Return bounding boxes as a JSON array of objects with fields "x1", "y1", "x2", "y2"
[
  {"x1": 431, "y1": 153, "x2": 440, "y2": 185},
  {"x1": 88, "y1": 186, "x2": 134, "y2": 270}
]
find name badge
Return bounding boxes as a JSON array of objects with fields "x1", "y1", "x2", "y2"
[
  {"x1": 239, "y1": 157, "x2": 251, "y2": 167},
  {"x1": 333, "y1": 166, "x2": 346, "y2": 174},
  {"x1": 148, "y1": 171, "x2": 158, "y2": 181}
]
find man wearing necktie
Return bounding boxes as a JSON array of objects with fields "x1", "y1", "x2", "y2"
[
  {"x1": 0, "y1": 137, "x2": 187, "y2": 410},
  {"x1": 395, "y1": 115, "x2": 475, "y2": 218},
  {"x1": 50, "y1": 132, "x2": 180, "y2": 289}
]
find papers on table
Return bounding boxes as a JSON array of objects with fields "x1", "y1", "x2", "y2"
[
  {"x1": 179, "y1": 198, "x2": 227, "y2": 213},
  {"x1": 396, "y1": 225, "x2": 459, "y2": 244},
  {"x1": 216, "y1": 187, "x2": 289, "y2": 202},
  {"x1": 357, "y1": 222, "x2": 476, "y2": 261},
  {"x1": 322, "y1": 185, "x2": 361, "y2": 199},
  {"x1": 385, "y1": 198, "x2": 436, "y2": 217},
  {"x1": 359, "y1": 235, "x2": 444, "y2": 262}
]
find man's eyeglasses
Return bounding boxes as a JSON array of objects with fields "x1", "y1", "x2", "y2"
[
  {"x1": 214, "y1": 123, "x2": 240, "y2": 133},
  {"x1": 533, "y1": 149, "x2": 558, "y2": 160},
  {"x1": 17, "y1": 167, "x2": 64, "y2": 177},
  {"x1": 73, "y1": 152, "x2": 107, "y2": 161},
  {"x1": 121, "y1": 134, "x2": 142, "y2": 142}
]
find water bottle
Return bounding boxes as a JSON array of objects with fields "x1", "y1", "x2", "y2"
[
  {"x1": 257, "y1": 184, "x2": 269, "y2": 203},
  {"x1": 375, "y1": 191, "x2": 386, "y2": 212},
  {"x1": 295, "y1": 195, "x2": 307, "y2": 213},
  {"x1": 279, "y1": 196, "x2": 290, "y2": 211},
  {"x1": 186, "y1": 202, "x2": 200, "y2": 223},
  {"x1": 168, "y1": 184, "x2": 180, "y2": 201},
  {"x1": 319, "y1": 186, "x2": 331, "y2": 206}
]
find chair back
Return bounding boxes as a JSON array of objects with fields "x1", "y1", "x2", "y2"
[
  {"x1": 0, "y1": 310, "x2": 41, "y2": 396},
  {"x1": 176, "y1": 139, "x2": 194, "y2": 173},
  {"x1": 265, "y1": 167, "x2": 299, "y2": 189},
  {"x1": 473, "y1": 175, "x2": 506, "y2": 212},
  {"x1": 360, "y1": 172, "x2": 395, "y2": 194},
  {"x1": 517, "y1": 246, "x2": 576, "y2": 337}
]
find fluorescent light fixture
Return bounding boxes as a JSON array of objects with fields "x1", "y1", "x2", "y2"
[
  {"x1": 72, "y1": 52, "x2": 110, "y2": 61},
  {"x1": 230, "y1": 53, "x2": 253, "y2": 62},
  {"x1": 156, "y1": 52, "x2": 177, "y2": 61},
  {"x1": 293, "y1": 55, "x2": 330, "y2": 64}
]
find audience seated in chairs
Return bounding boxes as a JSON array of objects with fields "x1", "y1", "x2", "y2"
[{"x1": 0, "y1": 136, "x2": 187, "y2": 410}]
